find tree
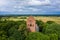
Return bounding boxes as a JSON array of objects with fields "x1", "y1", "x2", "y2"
[
  {"x1": 46, "y1": 21, "x2": 55, "y2": 24},
  {"x1": 49, "y1": 34, "x2": 58, "y2": 40},
  {"x1": 8, "y1": 37, "x2": 16, "y2": 40},
  {"x1": 42, "y1": 23, "x2": 60, "y2": 39},
  {"x1": 26, "y1": 32, "x2": 50, "y2": 40},
  {"x1": 36, "y1": 20, "x2": 44, "y2": 32}
]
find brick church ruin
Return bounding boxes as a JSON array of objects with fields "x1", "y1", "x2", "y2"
[{"x1": 26, "y1": 16, "x2": 39, "y2": 32}]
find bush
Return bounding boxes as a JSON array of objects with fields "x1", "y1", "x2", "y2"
[
  {"x1": 46, "y1": 21, "x2": 55, "y2": 24},
  {"x1": 0, "y1": 21, "x2": 27, "y2": 40},
  {"x1": 36, "y1": 20, "x2": 44, "y2": 32},
  {"x1": 43, "y1": 23, "x2": 60, "y2": 39},
  {"x1": 49, "y1": 34, "x2": 58, "y2": 40},
  {"x1": 26, "y1": 32, "x2": 50, "y2": 40}
]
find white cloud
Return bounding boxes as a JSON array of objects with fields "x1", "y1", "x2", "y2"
[
  {"x1": 0, "y1": 0, "x2": 60, "y2": 14},
  {"x1": 0, "y1": 0, "x2": 51, "y2": 12},
  {"x1": 28, "y1": 7, "x2": 42, "y2": 11},
  {"x1": 18, "y1": 9, "x2": 24, "y2": 12},
  {"x1": 0, "y1": 0, "x2": 9, "y2": 6},
  {"x1": 28, "y1": 0, "x2": 50, "y2": 5}
]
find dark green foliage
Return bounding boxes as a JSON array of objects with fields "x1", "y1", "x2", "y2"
[
  {"x1": 46, "y1": 21, "x2": 55, "y2": 24},
  {"x1": 36, "y1": 20, "x2": 44, "y2": 32},
  {"x1": 0, "y1": 18, "x2": 60, "y2": 40},
  {"x1": 26, "y1": 32, "x2": 50, "y2": 40},
  {"x1": 36, "y1": 20, "x2": 44, "y2": 27},
  {"x1": 20, "y1": 16, "x2": 27, "y2": 19},
  {"x1": 0, "y1": 20, "x2": 27, "y2": 40},
  {"x1": 49, "y1": 34, "x2": 58, "y2": 40},
  {"x1": 43, "y1": 23, "x2": 60, "y2": 39}
]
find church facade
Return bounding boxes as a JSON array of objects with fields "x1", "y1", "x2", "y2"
[{"x1": 26, "y1": 16, "x2": 39, "y2": 32}]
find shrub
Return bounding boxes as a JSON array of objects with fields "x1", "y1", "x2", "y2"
[
  {"x1": 26, "y1": 32, "x2": 50, "y2": 40},
  {"x1": 46, "y1": 21, "x2": 55, "y2": 24},
  {"x1": 43, "y1": 23, "x2": 60, "y2": 39},
  {"x1": 36, "y1": 20, "x2": 44, "y2": 32},
  {"x1": 49, "y1": 34, "x2": 58, "y2": 40}
]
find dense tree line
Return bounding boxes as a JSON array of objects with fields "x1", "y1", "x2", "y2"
[{"x1": 0, "y1": 19, "x2": 60, "y2": 40}]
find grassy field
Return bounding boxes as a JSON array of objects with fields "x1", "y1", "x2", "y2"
[
  {"x1": 1, "y1": 16, "x2": 60, "y2": 24},
  {"x1": 34, "y1": 16, "x2": 60, "y2": 24}
]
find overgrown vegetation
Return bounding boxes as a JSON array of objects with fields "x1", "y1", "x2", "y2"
[{"x1": 0, "y1": 17, "x2": 60, "y2": 40}]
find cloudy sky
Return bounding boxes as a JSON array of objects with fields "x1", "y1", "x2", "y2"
[{"x1": 0, "y1": 0, "x2": 60, "y2": 15}]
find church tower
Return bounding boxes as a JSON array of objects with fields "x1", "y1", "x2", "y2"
[{"x1": 26, "y1": 16, "x2": 36, "y2": 32}]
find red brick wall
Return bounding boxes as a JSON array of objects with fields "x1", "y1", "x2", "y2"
[{"x1": 26, "y1": 16, "x2": 36, "y2": 32}]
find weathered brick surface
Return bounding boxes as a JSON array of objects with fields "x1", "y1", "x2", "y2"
[{"x1": 26, "y1": 16, "x2": 36, "y2": 32}]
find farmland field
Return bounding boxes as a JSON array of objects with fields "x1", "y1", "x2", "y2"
[{"x1": 1, "y1": 16, "x2": 60, "y2": 24}]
